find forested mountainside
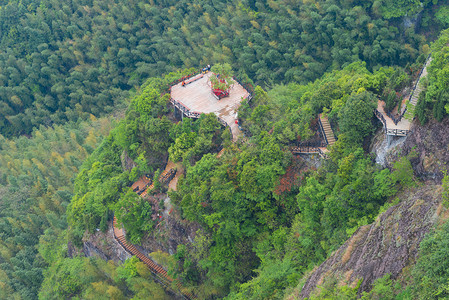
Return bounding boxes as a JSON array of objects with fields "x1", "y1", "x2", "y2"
[
  {"x1": 0, "y1": 117, "x2": 114, "y2": 298},
  {"x1": 1, "y1": 0, "x2": 449, "y2": 299},
  {"x1": 0, "y1": 0, "x2": 435, "y2": 137}
]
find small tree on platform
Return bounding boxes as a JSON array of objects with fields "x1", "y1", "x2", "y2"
[{"x1": 210, "y1": 63, "x2": 234, "y2": 91}]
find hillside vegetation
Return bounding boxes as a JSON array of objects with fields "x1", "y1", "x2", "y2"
[
  {"x1": 0, "y1": 0, "x2": 432, "y2": 137},
  {"x1": 1, "y1": 0, "x2": 449, "y2": 299},
  {"x1": 63, "y1": 60, "x2": 429, "y2": 298}
]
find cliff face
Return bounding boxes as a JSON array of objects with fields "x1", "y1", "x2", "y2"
[
  {"x1": 393, "y1": 118, "x2": 449, "y2": 182},
  {"x1": 292, "y1": 118, "x2": 449, "y2": 298},
  {"x1": 296, "y1": 184, "x2": 442, "y2": 298},
  {"x1": 67, "y1": 220, "x2": 131, "y2": 262}
]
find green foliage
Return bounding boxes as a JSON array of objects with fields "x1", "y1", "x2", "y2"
[
  {"x1": 308, "y1": 277, "x2": 360, "y2": 299},
  {"x1": 227, "y1": 259, "x2": 298, "y2": 300},
  {"x1": 443, "y1": 171, "x2": 449, "y2": 208},
  {"x1": 415, "y1": 90, "x2": 429, "y2": 125},
  {"x1": 166, "y1": 63, "x2": 414, "y2": 298},
  {"x1": 67, "y1": 71, "x2": 189, "y2": 233},
  {"x1": 39, "y1": 256, "x2": 169, "y2": 299},
  {"x1": 361, "y1": 274, "x2": 402, "y2": 300},
  {"x1": 288, "y1": 149, "x2": 395, "y2": 271},
  {"x1": 67, "y1": 135, "x2": 126, "y2": 232},
  {"x1": 426, "y1": 29, "x2": 449, "y2": 122},
  {"x1": 0, "y1": 117, "x2": 113, "y2": 299},
  {"x1": 240, "y1": 62, "x2": 385, "y2": 144},
  {"x1": 378, "y1": 0, "x2": 425, "y2": 19},
  {"x1": 171, "y1": 134, "x2": 289, "y2": 295},
  {"x1": 114, "y1": 189, "x2": 154, "y2": 245},
  {"x1": 338, "y1": 91, "x2": 377, "y2": 144},
  {"x1": 391, "y1": 156, "x2": 415, "y2": 188},
  {"x1": 435, "y1": 6, "x2": 449, "y2": 25},
  {"x1": 1, "y1": 1, "x2": 446, "y2": 298},
  {"x1": 0, "y1": 0, "x2": 426, "y2": 137},
  {"x1": 169, "y1": 114, "x2": 224, "y2": 165},
  {"x1": 411, "y1": 220, "x2": 449, "y2": 298},
  {"x1": 117, "y1": 256, "x2": 140, "y2": 283},
  {"x1": 210, "y1": 63, "x2": 234, "y2": 91},
  {"x1": 384, "y1": 89, "x2": 400, "y2": 113}
]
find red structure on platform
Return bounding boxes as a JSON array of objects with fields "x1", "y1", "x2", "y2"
[
  {"x1": 212, "y1": 88, "x2": 229, "y2": 99},
  {"x1": 211, "y1": 77, "x2": 231, "y2": 99}
]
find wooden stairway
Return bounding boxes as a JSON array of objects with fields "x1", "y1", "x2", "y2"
[
  {"x1": 409, "y1": 57, "x2": 432, "y2": 107},
  {"x1": 409, "y1": 83, "x2": 423, "y2": 106},
  {"x1": 216, "y1": 148, "x2": 225, "y2": 158},
  {"x1": 319, "y1": 114, "x2": 336, "y2": 146},
  {"x1": 141, "y1": 161, "x2": 176, "y2": 197},
  {"x1": 113, "y1": 216, "x2": 194, "y2": 299}
]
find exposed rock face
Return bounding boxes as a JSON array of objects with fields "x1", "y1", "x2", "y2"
[
  {"x1": 298, "y1": 184, "x2": 441, "y2": 298},
  {"x1": 389, "y1": 118, "x2": 449, "y2": 182},
  {"x1": 370, "y1": 129, "x2": 406, "y2": 167},
  {"x1": 121, "y1": 150, "x2": 137, "y2": 172},
  {"x1": 79, "y1": 220, "x2": 131, "y2": 262},
  {"x1": 141, "y1": 199, "x2": 201, "y2": 256}
]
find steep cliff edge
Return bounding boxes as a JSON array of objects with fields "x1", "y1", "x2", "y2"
[
  {"x1": 392, "y1": 118, "x2": 449, "y2": 181},
  {"x1": 296, "y1": 184, "x2": 442, "y2": 298},
  {"x1": 68, "y1": 220, "x2": 131, "y2": 262}
]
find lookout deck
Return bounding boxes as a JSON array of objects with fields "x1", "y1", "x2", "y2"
[{"x1": 170, "y1": 72, "x2": 250, "y2": 141}]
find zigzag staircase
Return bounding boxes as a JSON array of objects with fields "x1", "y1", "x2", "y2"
[
  {"x1": 114, "y1": 161, "x2": 195, "y2": 299},
  {"x1": 141, "y1": 161, "x2": 176, "y2": 197}
]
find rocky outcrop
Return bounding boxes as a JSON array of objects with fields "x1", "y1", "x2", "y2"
[
  {"x1": 396, "y1": 118, "x2": 449, "y2": 182},
  {"x1": 76, "y1": 220, "x2": 131, "y2": 262},
  {"x1": 121, "y1": 150, "x2": 137, "y2": 172},
  {"x1": 297, "y1": 184, "x2": 442, "y2": 298},
  {"x1": 141, "y1": 195, "x2": 200, "y2": 256}
]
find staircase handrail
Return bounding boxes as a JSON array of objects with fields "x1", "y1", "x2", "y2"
[
  {"x1": 318, "y1": 115, "x2": 332, "y2": 145},
  {"x1": 400, "y1": 53, "x2": 432, "y2": 120},
  {"x1": 112, "y1": 218, "x2": 191, "y2": 298}
]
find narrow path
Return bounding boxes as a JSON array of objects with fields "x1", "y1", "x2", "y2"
[
  {"x1": 375, "y1": 56, "x2": 432, "y2": 136},
  {"x1": 409, "y1": 57, "x2": 431, "y2": 107},
  {"x1": 112, "y1": 162, "x2": 195, "y2": 299},
  {"x1": 113, "y1": 216, "x2": 194, "y2": 299},
  {"x1": 141, "y1": 161, "x2": 176, "y2": 197},
  {"x1": 291, "y1": 115, "x2": 334, "y2": 158},
  {"x1": 319, "y1": 114, "x2": 336, "y2": 146}
]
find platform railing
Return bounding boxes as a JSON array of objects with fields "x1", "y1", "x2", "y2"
[{"x1": 379, "y1": 54, "x2": 431, "y2": 126}]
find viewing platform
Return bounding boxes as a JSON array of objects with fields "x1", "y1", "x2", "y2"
[{"x1": 170, "y1": 72, "x2": 250, "y2": 141}]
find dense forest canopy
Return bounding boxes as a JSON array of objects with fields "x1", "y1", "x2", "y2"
[
  {"x1": 1, "y1": 0, "x2": 449, "y2": 299},
  {"x1": 0, "y1": 117, "x2": 114, "y2": 298},
  {"x1": 0, "y1": 0, "x2": 437, "y2": 137}
]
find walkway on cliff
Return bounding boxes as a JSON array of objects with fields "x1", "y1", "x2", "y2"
[
  {"x1": 114, "y1": 162, "x2": 194, "y2": 299},
  {"x1": 170, "y1": 72, "x2": 250, "y2": 141},
  {"x1": 291, "y1": 114, "x2": 334, "y2": 158},
  {"x1": 113, "y1": 216, "x2": 194, "y2": 299},
  {"x1": 375, "y1": 56, "x2": 432, "y2": 136}
]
